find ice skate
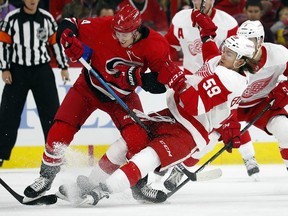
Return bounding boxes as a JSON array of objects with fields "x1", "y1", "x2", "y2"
[
  {"x1": 163, "y1": 166, "x2": 184, "y2": 191},
  {"x1": 24, "y1": 164, "x2": 60, "y2": 198},
  {"x1": 131, "y1": 176, "x2": 167, "y2": 203},
  {"x1": 79, "y1": 183, "x2": 110, "y2": 206},
  {"x1": 56, "y1": 175, "x2": 96, "y2": 204},
  {"x1": 24, "y1": 176, "x2": 54, "y2": 198},
  {"x1": 243, "y1": 156, "x2": 260, "y2": 179}
]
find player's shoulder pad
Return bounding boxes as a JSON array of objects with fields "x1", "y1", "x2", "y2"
[
  {"x1": 172, "y1": 9, "x2": 193, "y2": 28},
  {"x1": 214, "y1": 65, "x2": 248, "y2": 92},
  {"x1": 213, "y1": 9, "x2": 238, "y2": 30},
  {"x1": 262, "y1": 43, "x2": 288, "y2": 65}
]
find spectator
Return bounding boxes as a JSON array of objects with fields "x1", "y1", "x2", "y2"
[
  {"x1": 117, "y1": 0, "x2": 169, "y2": 34},
  {"x1": 49, "y1": 0, "x2": 72, "y2": 23},
  {"x1": 0, "y1": 0, "x2": 16, "y2": 22},
  {"x1": 96, "y1": 1, "x2": 116, "y2": 17},
  {"x1": 61, "y1": 0, "x2": 99, "y2": 20},
  {"x1": 214, "y1": 0, "x2": 246, "y2": 17},
  {"x1": 0, "y1": 0, "x2": 69, "y2": 167},
  {"x1": 242, "y1": 0, "x2": 275, "y2": 43},
  {"x1": 271, "y1": 6, "x2": 288, "y2": 33}
]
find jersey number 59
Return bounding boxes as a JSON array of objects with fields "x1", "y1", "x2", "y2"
[{"x1": 203, "y1": 78, "x2": 221, "y2": 97}]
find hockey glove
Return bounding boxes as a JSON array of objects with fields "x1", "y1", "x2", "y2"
[
  {"x1": 114, "y1": 65, "x2": 143, "y2": 87},
  {"x1": 60, "y1": 29, "x2": 92, "y2": 62},
  {"x1": 191, "y1": 10, "x2": 217, "y2": 41},
  {"x1": 157, "y1": 59, "x2": 187, "y2": 92},
  {"x1": 267, "y1": 81, "x2": 288, "y2": 110},
  {"x1": 217, "y1": 121, "x2": 241, "y2": 153}
]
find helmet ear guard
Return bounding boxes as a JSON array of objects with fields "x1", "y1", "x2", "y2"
[
  {"x1": 111, "y1": 5, "x2": 142, "y2": 33},
  {"x1": 223, "y1": 35, "x2": 255, "y2": 59}
]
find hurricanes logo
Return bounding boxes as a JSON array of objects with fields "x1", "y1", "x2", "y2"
[
  {"x1": 242, "y1": 76, "x2": 273, "y2": 98},
  {"x1": 36, "y1": 27, "x2": 48, "y2": 41},
  {"x1": 188, "y1": 39, "x2": 202, "y2": 56}
]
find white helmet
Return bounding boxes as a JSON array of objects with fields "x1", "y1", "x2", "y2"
[
  {"x1": 237, "y1": 20, "x2": 265, "y2": 48},
  {"x1": 223, "y1": 35, "x2": 255, "y2": 59}
]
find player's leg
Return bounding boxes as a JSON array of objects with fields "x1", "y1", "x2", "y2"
[
  {"x1": 238, "y1": 130, "x2": 260, "y2": 176},
  {"x1": 266, "y1": 115, "x2": 288, "y2": 169},
  {"x1": 80, "y1": 121, "x2": 196, "y2": 205},
  {"x1": 24, "y1": 83, "x2": 95, "y2": 198},
  {"x1": 164, "y1": 131, "x2": 219, "y2": 191}
]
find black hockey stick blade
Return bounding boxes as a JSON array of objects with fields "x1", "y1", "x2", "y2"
[{"x1": 0, "y1": 178, "x2": 57, "y2": 205}]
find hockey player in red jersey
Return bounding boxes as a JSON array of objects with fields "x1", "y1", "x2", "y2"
[
  {"x1": 56, "y1": 10, "x2": 256, "y2": 206},
  {"x1": 23, "y1": 5, "x2": 181, "y2": 201}
]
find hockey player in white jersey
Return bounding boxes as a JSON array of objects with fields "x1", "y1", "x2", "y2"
[
  {"x1": 235, "y1": 20, "x2": 288, "y2": 172},
  {"x1": 165, "y1": 0, "x2": 238, "y2": 74},
  {"x1": 56, "y1": 11, "x2": 256, "y2": 206},
  {"x1": 163, "y1": 0, "x2": 258, "y2": 191}
]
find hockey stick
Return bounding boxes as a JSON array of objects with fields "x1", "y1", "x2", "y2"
[
  {"x1": 79, "y1": 58, "x2": 154, "y2": 138},
  {"x1": 79, "y1": 57, "x2": 219, "y2": 182},
  {"x1": 200, "y1": 0, "x2": 206, "y2": 13},
  {"x1": 167, "y1": 99, "x2": 275, "y2": 198},
  {"x1": 0, "y1": 178, "x2": 57, "y2": 205}
]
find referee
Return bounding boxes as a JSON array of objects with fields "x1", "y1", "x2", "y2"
[{"x1": 0, "y1": 0, "x2": 69, "y2": 166}]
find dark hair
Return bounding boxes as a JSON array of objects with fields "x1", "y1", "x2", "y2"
[
  {"x1": 245, "y1": 0, "x2": 263, "y2": 10},
  {"x1": 96, "y1": 1, "x2": 116, "y2": 17},
  {"x1": 239, "y1": 57, "x2": 255, "y2": 74}
]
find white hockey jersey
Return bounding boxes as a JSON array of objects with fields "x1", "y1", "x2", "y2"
[
  {"x1": 240, "y1": 43, "x2": 288, "y2": 108},
  {"x1": 167, "y1": 56, "x2": 249, "y2": 151},
  {"x1": 165, "y1": 8, "x2": 238, "y2": 73}
]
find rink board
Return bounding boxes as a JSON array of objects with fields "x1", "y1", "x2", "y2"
[
  {"x1": 1, "y1": 142, "x2": 283, "y2": 168},
  {"x1": 0, "y1": 68, "x2": 284, "y2": 168}
]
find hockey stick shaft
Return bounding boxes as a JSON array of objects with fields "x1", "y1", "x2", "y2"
[
  {"x1": 0, "y1": 178, "x2": 24, "y2": 203},
  {"x1": 0, "y1": 178, "x2": 57, "y2": 205},
  {"x1": 79, "y1": 58, "x2": 154, "y2": 138},
  {"x1": 167, "y1": 99, "x2": 275, "y2": 198},
  {"x1": 200, "y1": 0, "x2": 206, "y2": 13},
  {"x1": 79, "y1": 58, "x2": 202, "y2": 182}
]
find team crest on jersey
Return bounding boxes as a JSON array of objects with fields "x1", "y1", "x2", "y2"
[
  {"x1": 188, "y1": 39, "x2": 202, "y2": 56},
  {"x1": 195, "y1": 63, "x2": 213, "y2": 78},
  {"x1": 36, "y1": 27, "x2": 48, "y2": 41},
  {"x1": 242, "y1": 76, "x2": 273, "y2": 98}
]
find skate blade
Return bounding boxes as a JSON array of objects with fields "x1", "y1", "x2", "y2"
[{"x1": 251, "y1": 173, "x2": 260, "y2": 182}]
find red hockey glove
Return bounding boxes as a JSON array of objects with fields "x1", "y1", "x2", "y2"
[
  {"x1": 267, "y1": 81, "x2": 288, "y2": 110},
  {"x1": 217, "y1": 121, "x2": 241, "y2": 153},
  {"x1": 60, "y1": 29, "x2": 84, "y2": 62},
  {"x1": 191, "y1": 10, "x2": 217, "y2": 40},
  {"x1": 157, "y1": 59, "x2": 186, "y2": 92},
  {"x1": 114, "y1": 65, "x2": 142, "y2": 87}
]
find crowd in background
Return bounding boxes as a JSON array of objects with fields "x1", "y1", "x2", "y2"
[{"x1": 1, "y1": 0, "x2": 288, "y2": 49}]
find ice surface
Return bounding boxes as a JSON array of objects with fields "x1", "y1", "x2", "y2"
[{"x1": 0, "y1": 165, "x2": 287, "y2": 216}]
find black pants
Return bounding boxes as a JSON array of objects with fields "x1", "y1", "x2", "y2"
[{"x1": 0, "y1": 63, "x2": 60, "y2": 160}]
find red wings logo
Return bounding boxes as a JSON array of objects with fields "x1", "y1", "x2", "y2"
[
  {"x1": 195, "y1": 63, "x2": 213, "y2": 78},
  {"x1": 188, "y1": 39, "x2": 202, "y2": 56},
  {"x1": 242, "y1": 76, "x2": 273, "y2": 98}
]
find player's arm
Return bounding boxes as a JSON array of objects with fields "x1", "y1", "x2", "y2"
[
  {"x1": 191, "y1": 10, "x2": 219, "y2": 62},
  {"x1": 56, "y1": 18, "x2": 92, "y2": 62},
  {"x1": 56, "y1": 18, "x2": 79, "y2": 43}
]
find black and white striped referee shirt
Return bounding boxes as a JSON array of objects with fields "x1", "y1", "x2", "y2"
[{"x1": 0, "y1": 7, "x2": 68, "y2": 70}]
